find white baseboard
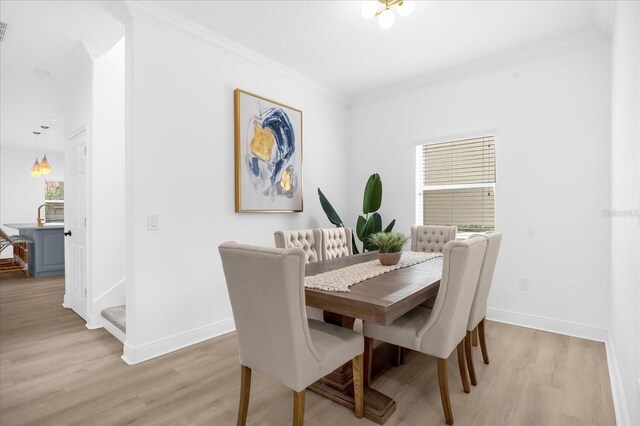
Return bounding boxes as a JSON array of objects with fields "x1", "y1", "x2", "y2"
[
  {"x1": 85, "y1": 313, "x2": 102, "y2": 329},
  {"x1": 605, "y1": 333, "x2": 631, "y2": 426},
  {"x1": 121, "y1": 317, "x2": 235, "y2": 365},
  {"x1": 102, "y1": 318, "x2": 126, "y2": 344},
  {"x1": 486, "y1": 307, "x2": 608, "y2": 342}
]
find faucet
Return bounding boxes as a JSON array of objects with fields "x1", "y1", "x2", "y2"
[{"x1": 37, "y1": 204, "x2": 46, "y2": 227}]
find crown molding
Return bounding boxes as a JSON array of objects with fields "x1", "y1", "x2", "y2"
[
  {"x1": 110, "y1": 0, "x2": 348, "y2": 107},
  {"x1": 350, "y1": 30, "x2": 609, "y2": 109}
]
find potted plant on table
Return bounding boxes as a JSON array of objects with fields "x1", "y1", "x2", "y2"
[{"x1": 368, "y1": 232, "x2": 410, "y2": 266}]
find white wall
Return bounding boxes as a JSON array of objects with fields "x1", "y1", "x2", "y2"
[
  {"x1": 0, "y1": 146, "x2": 64, "y2": 257},
  {"x1": 89, "y1": 38, "x2": 126, "y2": 322},
  {"x1": 609, "y1": 1, "x2": 640, "y2": 423},
  {"x1": 348, "y1": 42, "x2": 612, "y2": 333},
  {"x1": 62, "y1": 39, "x2": 126, "y2": 326},
  {"x1": 122, "y1": 13, "x2": 349, "y2": 361}
]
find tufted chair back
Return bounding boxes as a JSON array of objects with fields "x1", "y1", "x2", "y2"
[
  {"x1": 319, "y1": 227, "x2": 353, "y2": 260},
  {"x1": 411, "y1": 225, "x2": 457, "y2": 253},
  {"x1": 274, "y1": 229, "x2": 323, "y2": 263}
]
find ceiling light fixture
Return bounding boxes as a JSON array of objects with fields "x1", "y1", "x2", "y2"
[{"x1": 361, "y1": 0, "x2": 414, "y2": 29}]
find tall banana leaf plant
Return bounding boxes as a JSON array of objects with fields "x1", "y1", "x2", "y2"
[{"x1": 318, "y1": 173, "x2": 396, "y2": 253}]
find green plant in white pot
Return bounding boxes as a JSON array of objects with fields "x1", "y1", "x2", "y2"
[{"x1": 368, "y1": 232, "x2": 410, "y2": 266}]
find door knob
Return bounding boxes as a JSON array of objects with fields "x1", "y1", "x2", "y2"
[{"x1": 64, "y1": 231, "x2": 72, "y2": 237}]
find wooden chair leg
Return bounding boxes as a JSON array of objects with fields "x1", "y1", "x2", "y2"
[
  {"x1": 394, "y1": 345, "x2": 406, "y2": 366},
  {"x1": 478, "y1": 318, "x2": 490, "y2": 364},
  {"x1": 364, "y1": 336, "x2": 373, "y2": 386},
  {"x1": 437, "y1": 358, "x2": 454, "y2": 425},
  {"x1": 237, "y1": 365, "x2": 251, "y2": 426},
  {"x1": 465, "y1": 331, "x2": 477, "y2": 386},
  {"x1": 456, "y1": 340, "x2": 470, "y2": 393},
  {"x1": 352, "y1": 354, "x2": 364, "y2": 419},
  {"x1": 472, "y1": 327, "x2": 479, "y2": 346},
  {"x1": 293, "y1": 390, "x2": 305, "y2": 426}
]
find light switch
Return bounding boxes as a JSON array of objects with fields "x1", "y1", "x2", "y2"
[
  {"x1": 147, "y1": 214, "x2": 160, "y2": 231},
  {"x1": 518, "y1": 276, "x2": 530, "y2": 291}
]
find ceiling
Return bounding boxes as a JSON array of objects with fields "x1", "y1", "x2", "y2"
[
  {"x1": 0, "y1": 1, "x2": 612, "y2": 150},
  {"x1": 155, "y1": 0, "x2": 612, "y2": 98},
  {"x1": 0, "y1": 0, "x2": 122, "y2": 150}
]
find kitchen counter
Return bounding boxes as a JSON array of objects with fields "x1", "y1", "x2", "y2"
[
  {"x1": 3, "y1": 223, "x2": 65, "y2": 278},
  {"x1": 4, "y1": 223, "x2": 65, "y2": 230}
]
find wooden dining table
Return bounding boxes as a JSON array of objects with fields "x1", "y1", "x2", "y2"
[{"x1": 304, "y1": 251, "x2": 444, "y2": 425}]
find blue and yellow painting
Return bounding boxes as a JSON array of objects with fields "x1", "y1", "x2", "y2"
[{"x1": 235, "y1": 90, "x2": 303, "y2": 212}]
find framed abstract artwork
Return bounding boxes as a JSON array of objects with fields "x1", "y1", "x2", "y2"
[{"x1": 234, "y1": 89, "x2": 303, "y2": 212}]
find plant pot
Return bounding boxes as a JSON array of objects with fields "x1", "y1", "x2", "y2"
[{"x1": 378, "y1": 251, "x2": 402, "y2": 266}]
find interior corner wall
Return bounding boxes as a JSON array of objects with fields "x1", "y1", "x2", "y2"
[
  {"x1": 347, "y1": 42, "x2": 612, "y2": 334},
  {"x1": 610, "y1": 1, "x2": 640, "y2": 423},
  {"x1": 89, "y1": 38, "x2": 126, "y2": 322},
  {"x1": 124, "y1": 17, "x2": 349, "y2": 355}
]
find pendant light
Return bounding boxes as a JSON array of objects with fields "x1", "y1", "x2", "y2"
[
  {"x1": 361, "y1": 0, "x2": 414, "y2": 29},
  {"x1": 39, "y1": 125, "x2": 51, "y2": 176},
  {"x1": 30, "y1": 131, "x2": 42, "y2": 177}
]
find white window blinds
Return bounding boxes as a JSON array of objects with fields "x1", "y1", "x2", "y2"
[{"x1": 418, "y1": 135, "x2": 495, "y2": 232}]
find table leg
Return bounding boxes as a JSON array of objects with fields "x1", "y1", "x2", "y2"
[{"x1": 307, "y1": 311, "x2": 396, "y2": 424}]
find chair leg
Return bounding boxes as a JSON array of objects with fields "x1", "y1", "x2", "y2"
[
  {"x1": 394, "y1": 345, "x2": 406, "y2": 366},
  {"x1": 472, "y1": 327, "x2": 479, "y2": 346},
  {"x1": 237, "y1": 365, "x2": 251, "y2": 426},
  {"x1": 293, "y1": 390, "x2": 305, "y2": 426},
  {"x1": 364, "y1": 336, "x2": 373, "y2": 386},
  {"x1": 352, "y1": 354, "x2": 364, "y2": 419},
  {"x1": 465, "y1": 331, "x2": 477, "y2": 386},
  {"x1": 456, "y1": 340, "x2": 470, "y2": 393},
  {"x1": 478, "y1": 318, "x2": 490, "y2": 364},
  {"x1": 437, "y1": 358, "x2": 454, "y2": 425}
]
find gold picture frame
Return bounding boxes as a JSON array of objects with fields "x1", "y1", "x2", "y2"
[{"x1": 234, "y1": 89, "x2": 303, "y2": 212}]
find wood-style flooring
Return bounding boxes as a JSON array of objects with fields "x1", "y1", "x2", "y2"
[{"x1": 0, "y1": 275, "x2": 615, "y2": 425}]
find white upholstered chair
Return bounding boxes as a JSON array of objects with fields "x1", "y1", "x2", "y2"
[
  {"x1": 274, "y1": 229, "x2": 323, "y2": 263},
  {"x1": 318, "y1": 227, "x2": 353, "y2": 260},
  {"x1": 411, "y1": 225, "x2": 457, "y2": 253},
  {"x1": 274, "y1": 229, "x2": 325, "y2": 321},
  {"x1": 218, "y1": 242, "x2": 364, "y2": 426},
  {"x1": 363, "y1": 237, "x2": 487, "y2": 425},
  {"x1": 414, "y1": 225, "x2": 458, "y2": 311},
  {"x1": 463, "y1": 232, "x2": 502, "y2": 386}
]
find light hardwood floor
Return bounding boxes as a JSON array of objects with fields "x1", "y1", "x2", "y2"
[{"x1": 0, "y1": 275, "x2": 615, "y2": 426}]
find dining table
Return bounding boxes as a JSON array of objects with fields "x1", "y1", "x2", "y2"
[{"x1": 304, "y1": 251, "x2": 444, "y2": 425}]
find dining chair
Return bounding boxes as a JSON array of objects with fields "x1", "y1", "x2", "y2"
[
  {"x1": 274, "y1": 229, "x2": 325, "y2": 321},
  {"x1": 0, "y1": 229, "x2": 31, "y2": 278},
  {"x1": 464, "y1": 232, "x2": 502, "y2": 386},
  {"x1": 363, "y1": 237, "x2": 487, "y2": 425},
  {"x1": 274, "y1": 229, "x2": 323, "y2": 263},
  {"x1": 318, "y1": 227, "x2": 353, "y2": 260},
  {"x1": 414, "y1": 225, "x2": 458, "y2": 311},
  {"x1": 411, "y1": 225, "x2": 457, "y2": 253},
  {"x1": 218, "y1": 242, "x2": 364, "y2": 426}
]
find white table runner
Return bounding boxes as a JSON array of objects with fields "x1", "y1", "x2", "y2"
[{"x1": 304, "y1": 251, "x2": 443, "y2": 293}]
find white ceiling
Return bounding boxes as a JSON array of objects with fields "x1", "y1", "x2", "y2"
[
  {"x1": 0, "y1": 0, "x2": 612, "y2": 150},
  {"x1": 154, "y1": 0, "x2": 612, "y2": 98},
  {"x1": 0, "y1": 0, "x2": 122, "y2": 150}
]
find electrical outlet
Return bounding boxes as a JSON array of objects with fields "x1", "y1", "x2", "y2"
[
  {"x1": 147, "y1": 214, "x2": 160, "y2": 231},
  {"x1": 518, "y1": 276, "x2": 530, "y2": 291}
]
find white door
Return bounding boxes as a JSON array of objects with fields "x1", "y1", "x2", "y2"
[{"x1": 64, "y1": 126, "x2": 88, "y2": 320}]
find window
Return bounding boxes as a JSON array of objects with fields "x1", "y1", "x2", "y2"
[
  {"x1": 44, "y1": 180, "x2": 64, "y2": 223},
  {"x1": 416, "y1": 135, "x2": 495, "y2": 233}
]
